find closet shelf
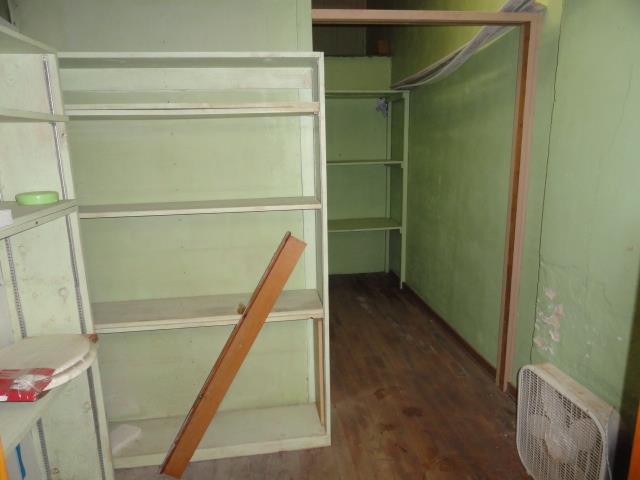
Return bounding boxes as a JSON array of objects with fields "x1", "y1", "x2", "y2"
[
  {"x1": 92, "y1": 289, "x2": 323, "y2": 333},
  {"x1": 328, "y1": 217, "x2": 402, "y2": 233},
  {"x1": 326, "y1": 90, "x2": 404, "y2": 100},
  {"x1": 65, "y1": 102, "x2": 319, "y2": 119},
  {"x1": 327, "y1": 159, "x2": 402, "y2": 167},
  {"x1": 109, "y1": 403, "x2": 328, "y2": 469},
  {"x1": 0, "y1": 24, "x2": 55, "y2": 54},
  {"x1": 0, "y1": 108, "x2": 68, "y2": 123},
  {"x1": 0, "y1": 201, "x2": 77, "y2": 239},
  {"x1": 79, "y1": 197, "x2": 321, "y2": 219},
  {"x1": 0, "y1": 387, "x2": 63, "y2": 453}
]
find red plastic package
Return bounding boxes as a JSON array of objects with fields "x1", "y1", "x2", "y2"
[{"x1": 0, "y1": 368, "x2": 55, "y2": 402}]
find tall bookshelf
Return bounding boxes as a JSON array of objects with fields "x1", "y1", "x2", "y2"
[
  {"x1": 58, "y1": 52, "x2": 330, "y2": 468},
  {"x1": 0, "y1": 25, "x2": 113, "y2": 479},
  {"x1": 325, "y1": 90, "x2": 409, "y2": 286}
]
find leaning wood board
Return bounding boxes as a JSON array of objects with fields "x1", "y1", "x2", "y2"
[{"x1": 161, "y1": 232, "x2": 306, "y2": 477}]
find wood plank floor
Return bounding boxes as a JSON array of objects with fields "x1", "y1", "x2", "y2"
[{"x1": 116, "y1": 273, "x2": 528, "y2": 479}]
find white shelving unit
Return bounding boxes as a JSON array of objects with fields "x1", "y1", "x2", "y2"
[
  {"x1": 0, "y1": 24, "x2": 113, "y2": 479},
  {"x1": 58, "y1": 51, "x2": 330, "y2": 468},
  {"x1": 325, "y1": 89, "x2": 409, "y2": 285}
]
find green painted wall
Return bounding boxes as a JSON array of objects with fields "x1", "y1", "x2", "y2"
[
  {"x1": 384, "y1": 0, "x2": 640, "y2": 439},
  {"x1": 10, "y1": 0, "x2": 311, "y2": 51},
  {"x1": 382, "y1": 0, "x2": 561, "y2": 370},
  {"x1": 531, "y1": 0, "x2": 640, "y2": 429}
]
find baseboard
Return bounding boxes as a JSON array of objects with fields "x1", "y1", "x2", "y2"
[{"x1": 400, "y1": 280, "x2": 518, "y2": 400}]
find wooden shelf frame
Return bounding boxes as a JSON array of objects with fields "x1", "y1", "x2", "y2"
[
  {"x1": 61, "y1": 51, "x2": 331, "y2": 468},
  {"x1": 314, "y1": 8, "x2": 543, "y2": 391},
  {"x1": 79, "y1": 197, "x2": 322, "y2": 219},
  {"x1": 93, "y1": 289, "x2": 323, "y2": 333}
]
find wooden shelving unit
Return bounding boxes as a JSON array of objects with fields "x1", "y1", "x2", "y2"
[
  {"x1": 59, "y1": 52, "x2": 330, "y2": 467},
  {"x1": 0, "y1": 27, "x2": 113, "y2": 479},
  {"x1": 325, "y1": 89, "x2": 408, "y2": 284}
]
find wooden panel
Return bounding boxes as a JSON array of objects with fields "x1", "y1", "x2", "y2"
[
  {"x1": 630, "y1": 404, "x2": 640, "y2": 480},
  {"x1": 93, "y1": 289, "x2": 323, "y2": 333},
  {"x1": 160, "y1": 233, "x2": 305, "y2": 477},
  {"x1": 497, "y1": 18, "x2": 542, "y2": 388},
  {"x1": 312, "y1": 8, "x2": 538, "y2": 26}
]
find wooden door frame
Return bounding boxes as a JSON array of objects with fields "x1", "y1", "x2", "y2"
[{"x1": 312, "y1": 8, "x2": 543, "y2": 391}]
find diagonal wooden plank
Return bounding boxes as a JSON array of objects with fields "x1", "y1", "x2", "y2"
[
  {"x1": 160, "y1": 232, "x2": 306, "y2": 478},
  {"x1": 630, "y1": 403, "x2": 640, "y2": 480}
]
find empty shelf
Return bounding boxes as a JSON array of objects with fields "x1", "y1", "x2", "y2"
[
  {"x1": 0, "y1": 108, "x2": 68, "y2": 123},
  {"x1": 328, "y1": 217, "x2": 402, "y2": 233},
  {"x1": 326, "y1": 90, "x2": 404, "y2": 100},
  {"x1": 58, "y1": 52, "x2": 322, "y2": 70},
  {"x1": 0, "y1": 388, "x2": 62, "y2": 453},
  {"x1": 65, "y1": 102, "x2": 319, "y2": 119},
  {"x1": 0, "y1": 201, "x2": 77, "y2": 239},
  {"x1": 0, "y1": 24, "x2": 55, "y2": 54},
  {"x1": 327, "y1": 159, "x2": 402, "y2": 167},
  {"x1": 110, "y1": 403, "x2": 328, "y2": 468},
  {"x1": 93, "y1": 289, "x2": 324, "y2": 333},
  {"x1": 79, "y1": 197, "x2": 321, "y2": 219}
]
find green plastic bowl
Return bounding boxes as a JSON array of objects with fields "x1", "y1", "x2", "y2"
[{"x1": 15, "y1": 191, "x2": 60, "y2": 206}]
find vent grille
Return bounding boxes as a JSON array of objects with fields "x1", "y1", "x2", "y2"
[{"x1": 517, "y1": 367, "x2": 605, "y2": 480}]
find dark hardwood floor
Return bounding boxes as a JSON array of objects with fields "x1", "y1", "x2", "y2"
[{"x1": 117, "y1": 273, "x2": 528, "y2": 479}]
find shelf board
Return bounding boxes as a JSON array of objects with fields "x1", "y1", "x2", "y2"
[
  {"x1": 0, "y1": 387, "x2": 63, "y2": 453},
  {"x1": 326, "y1": 90, "x2": 404, "y2": 100},
  {"x1": 0, "y1": 24, "x2": 55, "y2": 54},
  {"x1": 110, "y1": 403, "x2": 329, "y2": 469},
  {"x1": 327, "y1": 159, "x2": 402, "y2": 167},
  {"x1": 79, "y1": 197, "x2": 321, "y2": 219},
  {"x1": 0, "y1": 108, "x2": 68, "y2": 123},
  {"x1": 65, "y1": 102, "x2": 319, "y2": 119},
  {"x1": 93, "y1": 289, "x2": 323, "y2": 333},
  {"x1": 328, "y1": 217, "x2": 402, "y2": 233},
  {"x1": 58, "y1": 52, "x2": 321, "y2": 69},
  {"x1": 0, "y1": 201, "x2": 77, "y2": 239}
]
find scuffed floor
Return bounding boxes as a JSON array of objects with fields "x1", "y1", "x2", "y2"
[{"x1": 116, "y1": 273, "x2": 528, "y2": 479}]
